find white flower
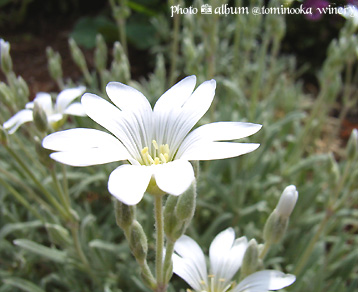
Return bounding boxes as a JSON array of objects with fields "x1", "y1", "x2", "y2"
[
  {"x1": 276, "y1": 185, "x2": 298, "y2": 218},
  {"x1": 340, "y1": 5, "x2": 358, "y2": 26},
  {"x1": 173, "y1": 228, "x2": 296, "y2": 292},
  {"x1": 42, "y1": 76, "x2": 261, "y2": 205},
  {"x1": 3, "y1": 86, "x2": 86, "y2": 134}
]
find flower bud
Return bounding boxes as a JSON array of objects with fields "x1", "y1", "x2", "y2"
[
  {"x1": 164, "y1": 195, "x2": 186, "y2": 242},
  {"x1": 94, "y1": 34, "x2": 108, "y2": 72},
  {"x1": 0, "y1": 39, "x2": 13, "y2": 74},
  {"x1": 46, "y1": 47, "x2": 63, "y2": 81},
  {"x1": 111, "y1": 41, "x2": 130, "y2": 82},
  {"x1": 15, "y1": 76, "x2": 30, "y2": 103},
  {"x1": 69, "y1": 38, "x2": 87, "y2": 72},
  {"x1": 347, "y1": 129, "x2": 358, "y2": 160},
  {"x1": 263, "y1": 210, "x2": 288, "y2": 245},
  {"x1": 115, "y1": 199, "x2": 135, "y2": 230},
  {"x1": 175, "y1": 180, "x2": 196, "y2": 221},
  {"x1": 276, "y1": 185, "x2": 298, "y2": 218},
  {"x1": 129, "y1": 220, "x2": 148, "y2": 264},
  {"x1": 33, "y1": 101, "x2": 48, "y2": 133},
  {"x1": 241, "y1": 239, "x2": 260, "y2": 279}
]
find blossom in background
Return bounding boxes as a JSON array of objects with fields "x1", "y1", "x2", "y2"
[
  {"x1": 172, "y1": 228, "x2": 296, "y2": 292},
  {"x1": 3, "y1": 86, "x2": 86, "y2": 134},
  {"x1": 303, "y1": 0, "x2": 329, "y2": 21},
  {"x1": 340, "y1": 4, "x2": 358, "y2": 26},
  {"x1": 43, "y1": 76, "x2": 262, "y2": 205}
]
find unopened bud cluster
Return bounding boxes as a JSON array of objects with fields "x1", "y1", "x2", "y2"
[{"x1": 115, "y1": 200, "x2": 147, "y2": 264}]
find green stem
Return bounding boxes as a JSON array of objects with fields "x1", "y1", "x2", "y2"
[
  {"x1": 70, "y1": 224, "x2": 89, "y2": 266},
  {"x1": 51, "y1": 167, "x2": 69, "y2": 211},
  {"x1": 163, "y1": 240, "x2": 175, "y2": 284},
  {"x1": 293, "y1": 212, "x2": 329, "y2": 276},
  {"x1": 259, "y1": 242, "x2": 270, "y2": 260},
  {"x1": 294, "y1": 158, "x2": 352, "y2": 276},
  {"x1": 155, "y1": 195, "x2": 165, "y2": 288}
]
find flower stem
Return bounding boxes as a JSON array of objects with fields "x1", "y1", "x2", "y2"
[
  {"x1": 259, "y1": 242, "x2": 270, "y2": 260},
  {"x1": 154, "y1": 195, "x2": 165, "y2": 290},
  {"x1": 163, "y1": 240, "x2": 175, "y2": 284}
]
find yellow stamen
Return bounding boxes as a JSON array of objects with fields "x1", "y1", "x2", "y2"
[
  {"x1": 152, "y1": 140, "x2": 159, "y2": 150},
  {"x1": 159, "y1": 153, "x2": 167, "y2": 163},
  {"x1": 140, "y1": 141, "x2": 171, "y2": 166}
]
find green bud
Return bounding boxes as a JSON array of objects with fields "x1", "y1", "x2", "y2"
[
  {"x1": 46, "y1": 47, "x2": 63, "y2": 81},
  {"x1": 15, "y1": 76, "x2": 30, "y2": 103},
  {"x1": 241, "y1": 239, "x2": 259, "y2": 279},
  {"x1": 115, "y1": 199, "x2": 135, "y2": 229},
  {"x1": 94, "y1": 34, "x2": 108, "y2": 72},
  {"x1": 347, "y1": 129, "x2": 358, "y2": 160},
  {"x1": 129, "y1": 220, "x2": 148, "y2": 264},
  {"x1": 112, "y1": 41, "x2": 130, "y2": 82},
  {"x1": 0, "y1": 39, "x2": 13, "y2": 74},
  {"x1": 164, "y1": 195, "x2": 186, "y2": 242},
  {"x1": 175, "y1": 180, "x2": 196, "y2": 221},
  {"x1": 263, "y1": 210, "x2": 288, "y2": 245},
  {"x1": 164, "y1": 195, "x2": 179, "y2": 240},
  {"x1": 33, "y1": 101, "x2": 48, "y2": 132},
  {"x1": 69, "y1": 38, "x2": 87, "y2": 72}
]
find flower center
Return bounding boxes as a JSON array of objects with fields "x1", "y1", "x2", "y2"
[{"x1": 141, "y1": 140, "x2": 170, "y2": 166}]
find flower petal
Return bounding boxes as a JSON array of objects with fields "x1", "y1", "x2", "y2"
[
  {"x1": 34, "y1": 92, "x2": 53, "y2": 114},
  {"x1": 173, "y1": 235, "x2": 208, "y2": 290},
  {"x1": 106, "y1": 82, "x2": 152, "y2": 113},
  {"x1": 106, "y1": 82, "x2": 154, "y2": 153},
  {"x1": 178, "y1": 142, "x2": 260, "y2": 161},
  {"x1": 181, "y1": 122, "x2": 262, "y2": 147},
  {"x1": 219, "y1": 236, "x2": 248, "y2": 289},
  {"x1": 43, "y1": 128, "x2": 131, "y2": 166},
  {"x1": 232, "y1": 270, "x2": 296, "y2": 292},
  {"x1": 164, "y1": 79, "x2": 216, "y2": 156},
  {"x1": 154, "y1": 75, "x2": 197, "y2": 112},
  {"x1": 81, "y1": 93, "x2": 143, "y2": 161},
  {"x1": 108, "y1": 164, "x2": 153, "y2": 205},
  {"x1": 64, "y1": 102, "x2": 86, "y2": 116},
  {"x1": 154, "y1": 160, "x2": 194, "y2": 196},
  {"x1": 3, "y1": 109, "x2": 33, "y2": 134},
  {"x1": 172, "y1": 253, "x2": 205, "y2": 291},
  {"x1": 209, "y1": 228, "x2": 235, "y2": 277},
  {"x1": 56, "y1": 86, "x2": 86, "y2": 112}
]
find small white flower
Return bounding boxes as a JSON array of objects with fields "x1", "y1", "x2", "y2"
[
  {"x1": 42, "y1": 76, "x2": 261, "y2": 205},
  {"x1": 276, "y1": 185, "x2": 298, "y2": 218},
  {"x1": 173, "y1": 228, "x2": 296, "y2": 292},
  {"x1": 0, "y1": 38, "x2": 10, "y2": 56},
  {"x1": 340, "y1": 5, "x2": 358, "y2": 26},
  {"x1": 3, "y1": 86, "x2": 86, "y2": 134}
]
